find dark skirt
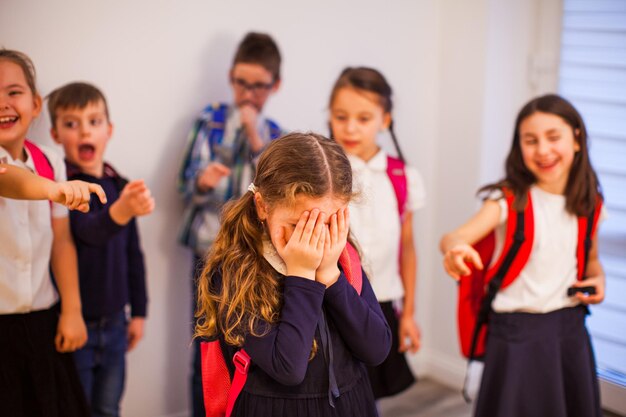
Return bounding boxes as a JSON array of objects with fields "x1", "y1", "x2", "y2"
[
  {"x1": 366, "y1": 301, "x2": 415, "y2": 399},
  {"x1": 475, "y1": 305, "x2": 601, "y2": 417},
  {"x1": 233, "y1": 372, "x2": 378, "y2": 417},
  {"x1": 0, "y1": 307, "x2": 90, "y2": 417}
]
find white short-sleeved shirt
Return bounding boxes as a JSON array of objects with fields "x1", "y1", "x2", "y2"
[
  {"x1": 0, "y1": 143, "x2": 68, "y2": 314},
  {"x1": 348, "y1": 151, "x2": 426, "y2": 302},
  {"x1": 490, "y1": 186, "x2": 604, "y2": 313}
]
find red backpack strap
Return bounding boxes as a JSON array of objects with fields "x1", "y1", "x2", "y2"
[
  {"x1": 386, "y1": 155, "x2": 408, "y2": 220},
  {"x1": 576, "y1": 197, "x2": 603, "y2": 280},
  {"x1": 485, "y1": 189, "x2": 534, "y2": 289},
  {"x1": 338, "y1": 242, "x2": 363, "y2": 295},
  {"x1": 24, "y1": 140, "x2": 54, "y2": 181},
  {"x1": 225, "y1": 349, "x2": 251, "y2": 417}
]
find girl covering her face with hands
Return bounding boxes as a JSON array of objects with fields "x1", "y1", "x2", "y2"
[{"x1": 195, "y1": 132, "x2": 391, "y2": 417}]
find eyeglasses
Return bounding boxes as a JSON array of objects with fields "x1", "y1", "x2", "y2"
[{"x1": 231, "y1": 77, "x2": 275, "y2": 95}]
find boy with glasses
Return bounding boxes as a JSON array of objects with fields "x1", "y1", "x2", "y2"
[{"x1": 177, "y1": 31, "x2": 283, "y2": 417}]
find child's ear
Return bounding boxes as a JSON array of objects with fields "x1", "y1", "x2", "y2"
[
  {"x1": 50, "y1": 127, "x2": 61, "y2": 144},
  {"x1": 382, "y1": 113, "x2": 392, "y2": 131},
  {"x1": 270, "y1": 78, "x2": 281, "y2": 94},
  {"x1": 32, "y1": 94, "x2": 43, "y2": 118},
  {"x1": 107, "y1": 122, "x2": 114, "y2": 141},
  {"x1": 574, "y1": 128, "x2": 581, "y2": 152},
  {"x1": 254, "y1": 192, "x2": 268, "y2": 221}
]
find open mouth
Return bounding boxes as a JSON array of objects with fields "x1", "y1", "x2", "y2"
[
  {"x1": 78, "y1": 144, "x2": 96, "y2": 161},
  {"x1": 0, "y1": 116, "x2": 18, "y2": 128}
]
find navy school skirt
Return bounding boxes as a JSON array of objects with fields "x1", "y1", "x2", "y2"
[
  {"x1": 366, "y1": 301, "x2": 415, "y2": 399},
  {"x1": 475, "y1": 305, "x2": 602, "y2": 417},
  {"x1": 0, "y1": 307, "x2": 90, "y2": 417}
]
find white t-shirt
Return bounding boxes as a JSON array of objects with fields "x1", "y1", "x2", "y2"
[
  {"x1": 0, "y1": 143, "x2": 67, "y2": 314},
  {"x1": 491, "y1": 186, "x2": 603, "y2": 313},
  {"x1": 348, "y1": 151, "x2": 426, "y2": 302}
]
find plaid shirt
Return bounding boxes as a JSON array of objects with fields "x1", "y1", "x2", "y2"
[{"x1": 178, "y1": 102, "x2": 282, "y2": 255}]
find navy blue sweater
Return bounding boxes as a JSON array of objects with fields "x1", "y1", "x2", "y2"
[{"x1": 66, "y1": 161, "x2": 148, "y2": 321}]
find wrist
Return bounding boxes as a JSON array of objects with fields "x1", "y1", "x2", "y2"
[
  {"x1": 286, "y1": 267, "x2": 316, "y2": 280},
  {"x1": 109, "y1": 200, "x2": 132, "y2": 225},
  {"x1": 316, "y1": 266, "x2": 340, "y2": 287}
]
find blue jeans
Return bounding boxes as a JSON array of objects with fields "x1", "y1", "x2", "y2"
[{"x1": 74, "y1": 310, "x2": 127, "y2": 417}]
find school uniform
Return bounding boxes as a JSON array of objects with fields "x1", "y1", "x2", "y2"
[
  {"x1": 214, "y1": 240, "x2": 392, "y2": 416},
  {"x1": 475, "y1": 186, "x2": 604, "y2": 417},
  {"x1": 0, "y1": 144, "x2": 89, "y2": 417},
  {"x1": 347, "y1": 150, "x2": 426, "y2": 398}
]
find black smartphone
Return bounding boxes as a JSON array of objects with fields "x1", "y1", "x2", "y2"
[{"x1": 567, "y1": 286, "x2": 596, "y2": 297}]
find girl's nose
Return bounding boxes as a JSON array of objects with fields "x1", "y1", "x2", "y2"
[
  {"x1": 346, "y1": 119, "x2": 357, "y2": 133},
  {"x1": 537, "y1": 138, "x2": 550, "y2": 155}
]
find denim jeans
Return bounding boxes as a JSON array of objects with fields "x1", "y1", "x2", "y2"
[{"x1": 74, "y1": 310, "x2": 127, "y2": 417}]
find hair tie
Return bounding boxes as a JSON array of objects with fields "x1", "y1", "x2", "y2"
[{"x1": 247, "y1": 183, "x2": 257, "y2": 193}]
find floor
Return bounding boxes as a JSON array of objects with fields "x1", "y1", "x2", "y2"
[{"x1": 377, "y1": 378, "x2": 625, "y2": 417}]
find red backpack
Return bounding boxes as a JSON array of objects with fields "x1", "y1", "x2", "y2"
[
  {"x1": 457, "y1": 189, "x2": 603, "y2": 360},
  {"x1": 200, "y1": 243, "x2": 363, "y2": 417}
]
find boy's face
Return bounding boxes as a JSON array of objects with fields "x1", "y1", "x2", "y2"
[
  {"x1": 51, "y1": 99, "x2": 112, "y2": 177},
  {"x1": 230, "y1": 63, "x2": 280, "y2": 112}
]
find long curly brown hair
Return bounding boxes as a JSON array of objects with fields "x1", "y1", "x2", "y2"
[
  {"x1": 480, "y1": 94, "x2": 602, "y2": 215},
  {"x1": 195, "y1": 132, "x2": 354, "y2": 347}
]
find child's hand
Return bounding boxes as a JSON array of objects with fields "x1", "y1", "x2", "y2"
[
  {"x1": 443, "y1": 244, "x2": 483, "y2": 281},
  {"x1": 49, "y1": 180, "x2": 107, "y2": 212},
  {"x1": 316, "y1": 207, "x2": 350, "y2": 287},
  {"x1": 572, "y1": 275, "x2": 605, "y2": 305},
  {"x1": 55, "y1": 311, "x2": 88, "y2": 352},
  {"x1": 197, "y1": 162, "x2": 231, "y2": 191},
  {"x1": 239, "y1": 103, "x2": 259, "y2": 132},
  {"x1": 398, "y1": 314, "x2": 421, "y2": 354},
  {"x1": 110, "y1": 179, "x2": 155, "y2": 225},
  {"x1": 127, "y1": 317, "x2": 145, "y2": 352},
  {"x1": 274, "y1": 209, "x2": 326, "y2": 280}
]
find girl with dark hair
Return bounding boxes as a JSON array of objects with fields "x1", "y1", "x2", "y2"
[
  {"x1": 195, "y1": 132, "x2": 391, "y2": 416},
  {"x1": 440, "y1": 94, "x2": 605, "y2": 417},
  {"x1": 328, "y1": 67, "x2": 425, "y2": 399}
]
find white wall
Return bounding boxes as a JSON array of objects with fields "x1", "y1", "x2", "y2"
[
  {"x1": 1, "y1": 0, "x2": 557, "y2": 414},
  {"x1": 1, "y1": 1, "x2": 440, "y2": 415}
]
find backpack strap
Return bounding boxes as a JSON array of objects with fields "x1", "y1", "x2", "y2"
[
  {"x1": 207, "y1": 103, "x2": 228, "y2": 160},
  {"x1": 468, "y1": 190, "x2": 531, "y2": 361},
  {"x1": 576, "y1": 198, "x2": 603, "y2": 280},
  {"x1": 224, "y1": 349, "x2": 251, "y2": 417},
  {"x1": 338, "y1": 242, "x2": 363, "y2": 295},
  {"x1": 265, "y1": 118, "x2": 282, "y2": 140},
  {"x1": 24, "y1": 140, "x2": 54, "y2": 180},
  {"x1": 386, "y1": 155, "x2": 408, "y2": 220}
]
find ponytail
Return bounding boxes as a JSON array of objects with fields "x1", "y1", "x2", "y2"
[
  {"x1": 388, "y1": 120, "x2": 406, "y2": 163},
  {"x1": 195, "y1": 192, "x2": 280, "y2": 346}
]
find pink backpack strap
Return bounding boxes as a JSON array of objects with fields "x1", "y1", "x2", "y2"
[
  {"x1": 338, "y1": 242, "x2": 363, "y2": 295},
  {"x1": 24, "y1": 140, "x2": 54, "y2": 180},
  {"x1": 386, "y1": 155, "x2": 407, "y2": 220}
]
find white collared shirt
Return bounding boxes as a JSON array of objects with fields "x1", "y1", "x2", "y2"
[
  {"x1": 491, "y1": 186, "x2": 606, "y2": 313},
  {"x1": 348, "y1": 151, "x2": 425, "y2": 302},
  {"x1": 0, "y1": 143, "x2": 67, "y2": 314}
]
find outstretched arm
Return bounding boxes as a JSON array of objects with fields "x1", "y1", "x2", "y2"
[
  {"x1": 440, "y1": 200, "x2": 501, "y2": 280},
  {"x1": 0, "y1": 164, "x2": 106, "y2": 211}
]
